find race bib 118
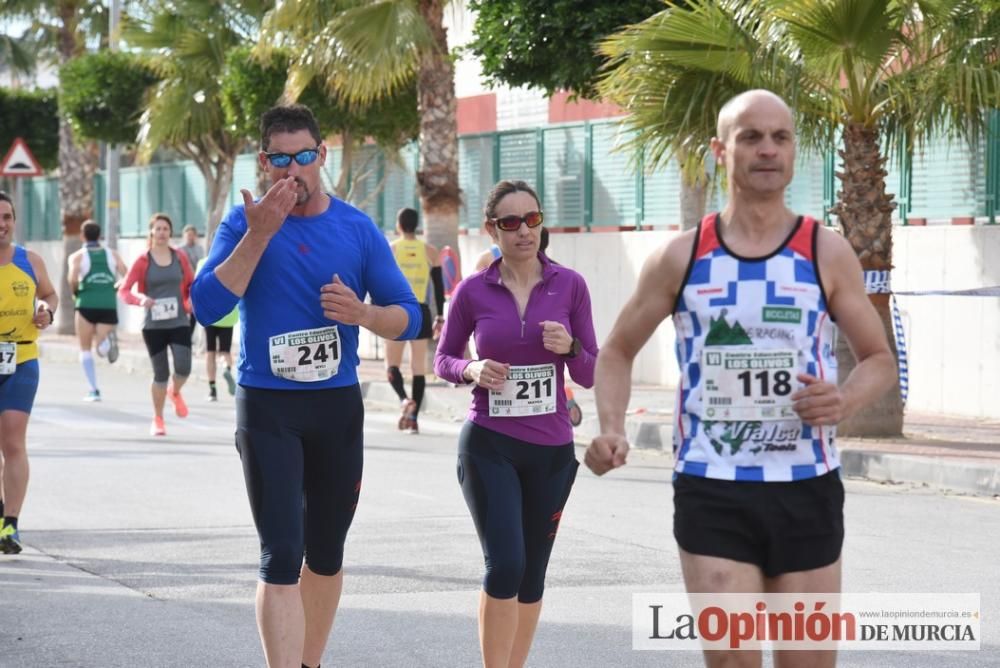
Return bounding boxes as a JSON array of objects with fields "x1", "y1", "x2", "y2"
[{"x1": 700, "y1": 347, "x2": 799, "y2": 421}]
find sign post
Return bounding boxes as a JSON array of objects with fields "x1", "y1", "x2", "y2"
[{"x1": 0, "y1": 138, "x2": 44, "y2": 244}]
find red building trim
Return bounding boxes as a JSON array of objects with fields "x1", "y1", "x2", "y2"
[
  {"x1": 548, "y1": 91, "x2": 625, "y2": 124},
  {"x1": 457, "y1": 93, "x2": 498, "y2": 135}
]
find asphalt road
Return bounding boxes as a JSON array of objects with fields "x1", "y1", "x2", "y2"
[{"x1": 1, "y1": 359, "x2": 997, "y2": 667}]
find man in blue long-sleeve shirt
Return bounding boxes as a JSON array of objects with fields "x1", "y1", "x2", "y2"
[{"x1": 192, "y1": 104, "x2": 421, "y2": 668}]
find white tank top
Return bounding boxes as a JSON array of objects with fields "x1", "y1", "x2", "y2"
[{"x1": 672, "y1": 214, "x2": 839, "y2": 482}]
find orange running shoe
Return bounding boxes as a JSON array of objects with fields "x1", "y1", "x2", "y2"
[
  {"x1": 150, "y1": 416, "x2": 166, "y2": 436},
  {"x1": 168, "y1": 388, "x2": 189, "y2": 418}
]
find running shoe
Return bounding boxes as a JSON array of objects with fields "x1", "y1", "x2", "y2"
[
  {"x1": 407, "y1": 419, "x2": 419, "y2": 435},
  {"x1": 168, "y1": 386, "x2": 189, "y2": 418},
  {"x1": 222, "y1": 366, "x2": 236, "y2": 396},
  {"x1": 398, "y1": 399, "x2": 415, "y2": 430},
  {"x1": 0, "y1": 523, "x2": 22, "y2": 555},
  {"x1": 84, "y1": 389, "x2": 101, "y2": 402},
  {"x1": 106, "y1": 330, "x2": 119, "y2": 364},
  {"x1": 567, "y1": 398, "x2": 583, "y2": 427},
  {"x1": 207, "y1": 388, "x2": 218, "y2": 402},
  {"x1": 150, "y1": 416, "x2": 166, "y2": 436}
]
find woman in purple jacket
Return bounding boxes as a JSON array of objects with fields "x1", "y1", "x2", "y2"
[{"x1": 434, "y1": 180, "x2": 598, "y2": 667}]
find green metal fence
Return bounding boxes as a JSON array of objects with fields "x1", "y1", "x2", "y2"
[{"x1": 16, "y1": 116, "x2": 1000, "y2": 241}]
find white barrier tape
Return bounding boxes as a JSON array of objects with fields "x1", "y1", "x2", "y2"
[
  {"x1": 860, "y1": 272, "x2": 1000, "y2": 405},
  {"x1": 863, "y1": 270, "x2": 892, "y2": 295},
  {"x1": 862, "y1": 270, "x2": 1000, "y2": 297},
  {"x1": 862, "y1": 271, "x2": 906, "y2": 403},
  {"x1": 891, "y1": 295, "x2": 908, "y2": 406},
  {"x1": 894, "y1": 286, "x2": 1000, "y2": 297}
]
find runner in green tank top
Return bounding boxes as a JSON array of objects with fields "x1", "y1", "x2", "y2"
[{"x1": 67, "y1": 220, "x2": 128, "y2": 401}]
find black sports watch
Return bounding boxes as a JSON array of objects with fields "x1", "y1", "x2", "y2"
[{"x1": 562, "y1": 337, "x2": 581, "y2": 359}]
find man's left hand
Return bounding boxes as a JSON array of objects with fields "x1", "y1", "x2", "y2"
[
  {"x1": 32, "y1": 304, "x2": 52, "y2": 330},
  {"x1": 792, "y1": 373, "x2": 846, "y2": 426},
  {"x1": 320, "y1": 274, "x2": 371, "y2": 327}
]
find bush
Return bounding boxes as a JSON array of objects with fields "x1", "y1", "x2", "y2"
[
  {"x1": 60, "y1": 51, "x2": 159, "y2": 145},
  {"x1": 0, "y1": 88, "x2": 59, "y2": 170}
]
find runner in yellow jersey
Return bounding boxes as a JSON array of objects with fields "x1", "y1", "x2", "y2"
[
  {"x1": 386, "y1": 207, "x2": 445, "y2": 434},
  {"x1": 0, "y1": 192, "x2": 58, "y2": 555}
]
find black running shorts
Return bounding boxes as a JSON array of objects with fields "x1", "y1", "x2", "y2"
[
  {"x1": 77, "y1": 307, "x2": 118, "y2": 325},
  {"x1": 236, "y1": 383, "x2": 365, "y2": 585},
  {"x1": 204, "y1": 325, "x2": 234, "y2": 353},
  {"x1": 416, "y1": 303, "x2": 433, "y2": 340},
  {"x1": 673, "y1": 470, "x2": 845, "y2": 577}
]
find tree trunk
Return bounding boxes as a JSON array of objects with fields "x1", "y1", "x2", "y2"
[
  {"x1": 56, "y1": 118, "x2": 97, "y2": 334},
  {"x1": 679, "y1": 174, "x2": 707, "y2": 230},
  {"x1": 334, "y1": 131, "x2": 354, "y2": 200},
  {"x1": 55, "y1": 11, "x2": 96, "y2": 333},
  {"x1": 416, "y1": 0, "x2": 460, "y2": 253},
  {"x1": 204, "y1": 158, "x2": 235, "y2": 249},
  {"x1": 829, "y1": 122, "x2": 903, "y2": 437}
]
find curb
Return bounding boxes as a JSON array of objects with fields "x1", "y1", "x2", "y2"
[{"x1": 839, "y1": 450, "x2": 1000, "y2": 497}]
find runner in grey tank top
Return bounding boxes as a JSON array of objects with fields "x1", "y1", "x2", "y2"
[
  {"x1": 119, "y1": 214, "x2": 195, "y2": 436},
  {"x1": 144, "y1": 251, "x2": 189, "y2": 330}
]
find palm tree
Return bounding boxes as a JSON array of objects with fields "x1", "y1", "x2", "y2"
[
  {"x1": 598, "y1": 0, "x2": 1000, "y2": 436},
  {"x1": 122, "y1": 0, "x2": 272, "y2": 245},
  {"x1": 2, "y1": 0, "x2": 108, "y2": 333},
  {"x1": 260, "y1": 0, "x2": 461, "y2": 253},
  {"x1": 0, "y1": 29, "x2": 35, "y2": 86}
]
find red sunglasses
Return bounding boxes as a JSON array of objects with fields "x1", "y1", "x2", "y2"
[{"x1": 490, "y1": 210, "x2": 544, "y2": 232}]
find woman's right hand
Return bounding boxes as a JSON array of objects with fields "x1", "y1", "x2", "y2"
[
  {"x1": 463, "y1": 359, "x2": 511, "y2": 389},
  {"x1": 141, "y1": 296, "x2": 155, "y2": 309}
]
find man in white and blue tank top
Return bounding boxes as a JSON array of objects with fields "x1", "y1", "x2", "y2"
[{"x1": 586, "y1": 90, "x2": 895, "y2": 668}]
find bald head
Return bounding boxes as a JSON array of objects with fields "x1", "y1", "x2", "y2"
[{"x1": 716, "y1": 90, "x2": 793, "y2": 142}]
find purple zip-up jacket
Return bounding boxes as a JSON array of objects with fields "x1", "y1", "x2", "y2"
[{"x1": 434, "y1": 253, "x2": 598, "y2": 446}]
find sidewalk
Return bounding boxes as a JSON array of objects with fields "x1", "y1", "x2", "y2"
[{"x1": 39, "y1": 330, "x2": 1000, "y2": 497}]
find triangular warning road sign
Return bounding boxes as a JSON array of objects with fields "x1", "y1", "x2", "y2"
[{"x1": 0, "y1": 138, "x2": 43, "y2": 177}]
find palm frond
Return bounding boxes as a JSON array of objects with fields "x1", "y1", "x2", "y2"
[
  {"x1": 598, "y1": 0, "x2": 1000, "y2": 183},
  {"x1": 0, "y1": 31, "x2": 34, "y2": 74},
  {"x1": 261, "y1": 0, "x2": 429, "y2": 105}
]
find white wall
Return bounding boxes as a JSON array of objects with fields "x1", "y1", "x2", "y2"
[
  {"x1": 892, "y1": 226, "x2": 1000, "y2": 418},
  {"x1": 34, "y1": 225, "x2": 1000, "y2": 419}
]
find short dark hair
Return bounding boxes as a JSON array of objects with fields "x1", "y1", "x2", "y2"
[
  {"x1": 0, "y1": 191, "x2": 14, "y2": 219},
  {"x1": 483, "y1": 180, "x2": 541, "y2": 221},
  {"x1": 82, "y1": 220, "x2": 101, "y2": 242},
  {"x1": 397, "y1": 208, "x2": 419, "y2": 233},
  {"x1": 260, "y1": 104, "x2": 322, "y2": 151}
]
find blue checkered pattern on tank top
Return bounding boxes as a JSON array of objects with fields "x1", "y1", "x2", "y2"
[{"x1": 671, "y1": 214, "x2": 840, "y2": 482}]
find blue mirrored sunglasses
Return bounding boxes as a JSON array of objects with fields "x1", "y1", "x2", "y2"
[{"x1": 263, "y1": 148, "x2": 320, "y2": 168}]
